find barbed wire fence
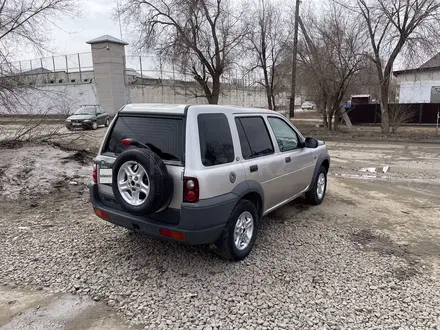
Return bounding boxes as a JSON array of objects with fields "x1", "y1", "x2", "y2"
[
  {"x1": 124, "y1": 55, "x2": 271, "y2": 107},
  {"x1": 2, "y1": 53, "x2": 289, "y2": 110}
]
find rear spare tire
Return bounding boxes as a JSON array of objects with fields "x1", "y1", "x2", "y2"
[{"x1": 111, "y1": 148, "x2": 173, "y2": 215}]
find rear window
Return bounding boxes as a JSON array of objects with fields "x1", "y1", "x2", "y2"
[
  {"x1": 104, "y1": 115, "x2": 184, "y2": 162},
  {"x1": 198, "y1": 113, "x2": 234, "y2": 166}
]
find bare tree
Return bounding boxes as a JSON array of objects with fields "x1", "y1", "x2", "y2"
[
  {"x1": 244, "y1": 0, "x2": 290, "y2": 110},
  {"x1": 298, "y1": 5, "x2": 364, "y2": 130},
  {"x1": 338, "y1": 0, "x2": 440, "y2": 133},
  {"x1": 0, "y1": 0, "x2": 76, "y2": 115},
  {"x1": 120, "y1": 0, "x2": 248, "y2": 104}
]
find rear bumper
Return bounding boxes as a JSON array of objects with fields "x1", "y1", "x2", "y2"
[{"x1": 89, "y1": 185, "x2": 238, "y2": 245}]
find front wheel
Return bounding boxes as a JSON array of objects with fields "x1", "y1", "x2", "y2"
[
  {"x1": 215, "y1": 200, "x2": 258, "y2": 261},
  {"x1": 91, "y1": 121, "x2": 98, "y2": 130},
  {"x1": 305, "y1": 165, "x2": 327, "y2": 205}
]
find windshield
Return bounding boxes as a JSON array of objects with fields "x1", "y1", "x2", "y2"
[
  {"x1": 104, "y1": 115, "x2": 184, "y2": 162},
  {"x1": 74, "y1": 107, "x2": 96, "y2": 115}
]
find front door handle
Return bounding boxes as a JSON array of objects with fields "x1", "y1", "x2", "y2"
[
  {"x1": 285, "y1": 156, "x2": 291, "y2": 163},
  {"x1": 250, "y1": 165, "x2": 258, "y2": 173}
]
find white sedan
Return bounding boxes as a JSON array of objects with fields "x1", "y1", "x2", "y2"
[{"x1": 301, "y1": 101, "x2": 316, "y2": 110}]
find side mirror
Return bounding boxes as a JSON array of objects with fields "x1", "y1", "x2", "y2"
[{"x1": 305, "y1": 137, "x2": 319, "y2": 148}]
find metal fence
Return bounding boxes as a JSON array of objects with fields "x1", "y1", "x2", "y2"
[
  {"x1": 125, "y1": 55, "x2": 266, "y2": 87},
  {"x1": 348, "y1": 103, "x2": 440, "y2": 124},
  {"x1": 2, "y1": 53, "x2": 289, "y2": 108},
  {"x1": 3, "y1": 53, "x2": 93, "y2": 76},
  {"x1": 6, "y1": 53, "x2": 270, "y2": 88}
]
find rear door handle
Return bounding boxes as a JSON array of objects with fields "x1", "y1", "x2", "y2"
[
  {"x1": 285, "y1": 156, "x2": 291, "y2": 163},
  {"x1": 250, "y1": 165, "x2": 258, "y2": 173}
]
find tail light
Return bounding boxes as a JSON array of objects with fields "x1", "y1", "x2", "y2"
[
  {"x1": 183, "y1": 177, "x2": 199, "y2": 203},
  {"x1": 159, "y1": 228, "x2": 186, "y2": 241},
  {"x1": 95, "y1": 208, "x2": 109, "y2": 219},
  {"x1": 92, "y1": 164, "x2": 97, "y2": 184}
]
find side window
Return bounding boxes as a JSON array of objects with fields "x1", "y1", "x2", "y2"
[
  {"x1": 198, "y1": 113, "x2": 234, "y2": 166},
  {"x1": 235, "y1": 117, "x2": 274, "y2": 159},
  {"x1": 96, "y1": 107, "x2": 102, "y2": 115},
  {"x1": 267, "y1": 117, "x2": 299, "y2": 151}
]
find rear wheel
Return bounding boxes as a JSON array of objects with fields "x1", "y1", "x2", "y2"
[
  {"x1": 105, "y1": 118, "x2": 110, "y2": 127},
  {"x1": 215, "y1": 200, "x2": 258, "y2": 261},
  {"x1": 305, "y1": 165, "x2": 327, "y2": 205}
]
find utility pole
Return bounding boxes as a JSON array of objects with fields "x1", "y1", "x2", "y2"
[{"x1": 289, "y1": 0, "x2": 301, "y2": 119}]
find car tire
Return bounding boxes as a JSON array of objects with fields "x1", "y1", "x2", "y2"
[
  {"x1": 111, "y1": 148, "x2": 173, "y2": 215},
  {"x1": 305, "y1": 165, "x2": 327, "y2": 205},
  {"x1": 105, "y1": 118, "x2": 110, "y2": 127},
  {"x1": 215, "y1": 200, "x2": 258, "y2": 261},
  {"x1": 92, "y1": 121, "x2": 98, "y2": 130}
]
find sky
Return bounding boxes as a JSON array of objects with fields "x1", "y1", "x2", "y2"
[{"x1": 19, "y1": 0, "x2": 124, "y2": 60}]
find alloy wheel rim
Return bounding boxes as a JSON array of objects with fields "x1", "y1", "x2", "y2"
[
  {"x1": 233, "y1": 211, "x2": 254, "y2": 250},
  {"x1": 117, "y1": 161, "x2": 150, "y2": 206},
  {"x1": 317, "y1": 173, "x2": 326, "y2": 200}
]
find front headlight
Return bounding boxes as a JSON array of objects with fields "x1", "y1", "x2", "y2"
[
  {"x1": 83, "y1": 119, "x2": 91, "y2": 122},
  {"x1": 66, "y1": 119, "x2": 71, "y2": 122}
]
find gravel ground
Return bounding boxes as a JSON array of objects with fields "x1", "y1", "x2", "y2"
[
  {"x1": 1, "y1": 142, "x2": 440, "y2": 329},
  {"x1": 1, "y1": 187, "x2": 440, "y2": 329}
]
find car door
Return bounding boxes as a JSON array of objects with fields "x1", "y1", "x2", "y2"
[
  {"x1": 234, "y1": 115, "x2": 287, "y2": 212},
  {"x1": 267, "y1": 116, "x2": 315, "y2": 197},
  {"x1": 99, "y1": 107, "x2": 108, "y2": 125},
  {"x1": 95, "y1": 107, "x2": 104, "y2": 125}
]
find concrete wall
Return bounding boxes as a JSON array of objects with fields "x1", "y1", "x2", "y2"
[
  {"x1": 0, "y1": 83, "x2": 97, "y2": 114},
  {"x1": 128, "y1": 84, "x2": 288, "y2": 108},
  {"x1": 396, "y1": 70, "x2": 440, "y2": 103}
]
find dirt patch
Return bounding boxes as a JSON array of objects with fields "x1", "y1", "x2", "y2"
[
  {"x1": 0, "y1": 143, "x2": 91, "y2": 200},
  {"x1": 61, "y1": 150, "x2": 94, "y2": 166},
  {"x1": 351, "y1": 229, "x2": 420, "y2": 280},
  {"x1": 0, "y1": 140, "x2": 24, "y2": 149},
  {"x1": 351, "y1": 228, "x2": 378, "y2": 245}
]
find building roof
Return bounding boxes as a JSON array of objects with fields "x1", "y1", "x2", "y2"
[
  {"x1": 22, "y1": 67, "x2": 53, "y2": 75},
  {"x1": 394, "y1": 52, "x2": 440, "y2": 76},
  {"x1": 419, "y1": 53, "x2": 440, "y2": 69},
  {"x1": 86, "y1": 35, "x2": 128, "y2": 46}
]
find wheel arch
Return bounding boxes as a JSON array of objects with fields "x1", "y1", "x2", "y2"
[
  {"x1": 308, "y1": 152, "x2": 330, "y2": 192},
  {"x1": 231, "y1": 180, "x2": 264, "y2": 220}
]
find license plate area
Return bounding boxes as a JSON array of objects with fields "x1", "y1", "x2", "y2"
[{"x1": 99, "y1": 168, "x2": 113, "y2": 184}]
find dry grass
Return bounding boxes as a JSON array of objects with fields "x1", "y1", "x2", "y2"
[{"x1": 291, "y1": 110, "x2": 440, "y2": 143}]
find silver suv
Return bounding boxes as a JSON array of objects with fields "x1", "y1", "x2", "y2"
[{"x1": 90, "y1": 104, "x2": 330, "y2": 261}]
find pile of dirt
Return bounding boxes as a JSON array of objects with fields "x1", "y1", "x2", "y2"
[
  {"x1": 0, "y1": 144, "x2": 92, "y2": 200},
  {"x1": 61, "y1": 150, "x2": 94, "y2": 166},
  {"x1": 0, "y1": 140, "x2": 24, "y2": 149}
]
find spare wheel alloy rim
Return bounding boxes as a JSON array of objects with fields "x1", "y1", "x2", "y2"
[{"x1": 117, "y1": 161, "x2": 150, "y2": 206}]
